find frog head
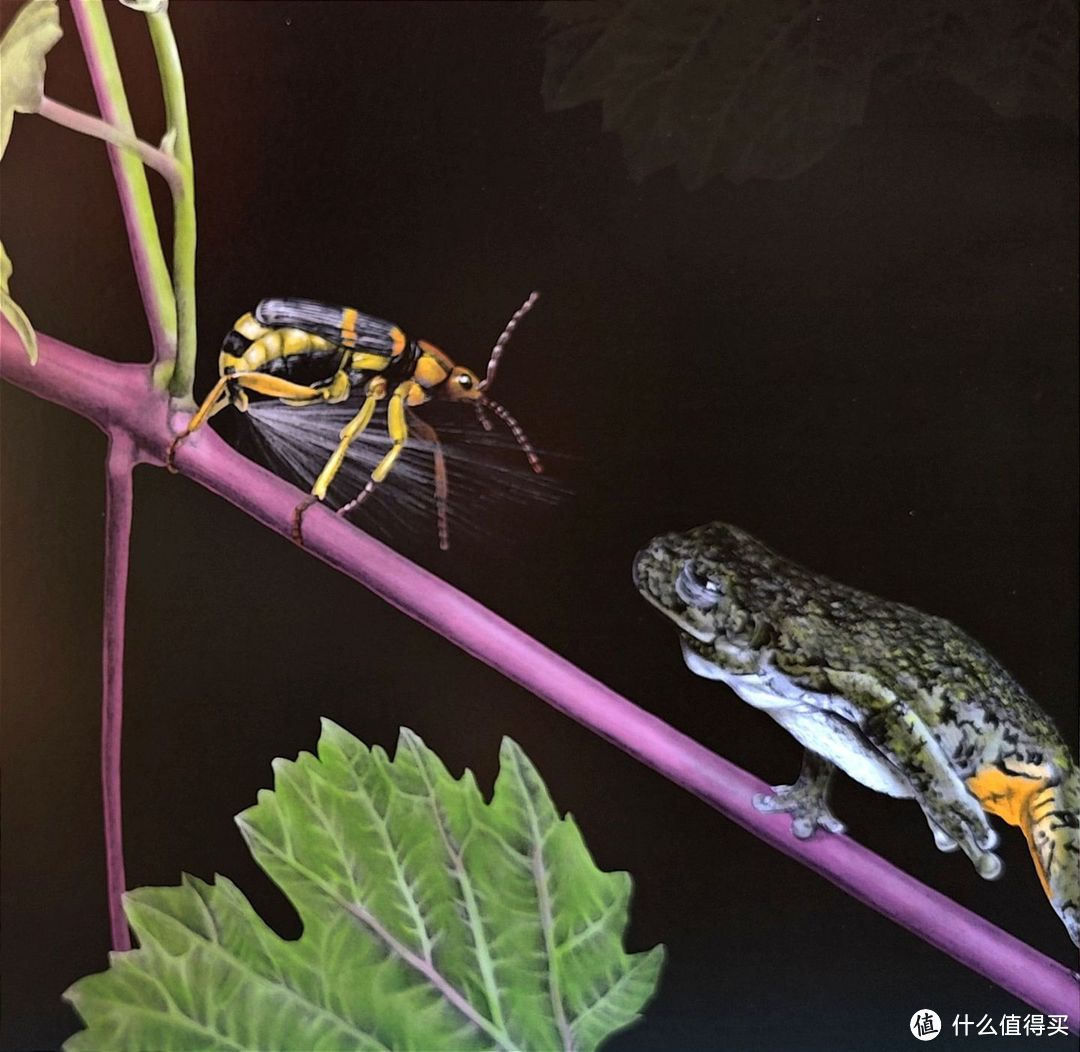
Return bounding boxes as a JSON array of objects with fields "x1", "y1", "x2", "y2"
[{"x1": 633, "y1": 522, "x2": 761, "y2": 647}]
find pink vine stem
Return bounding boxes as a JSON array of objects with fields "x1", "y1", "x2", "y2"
[
  {"x1": 65, "y1": 0, "x2": 174, "y2": 952},
  {"x1": 101, "y1": 430, "x2": 138, "y2": 952},
  {"x1": 2, "y1": 322, "x2": 1077, "y2": 1031}
]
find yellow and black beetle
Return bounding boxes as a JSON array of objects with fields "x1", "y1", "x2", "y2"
[{"x1": 167, "y1": 293, "x2": 543, "y2": 547}]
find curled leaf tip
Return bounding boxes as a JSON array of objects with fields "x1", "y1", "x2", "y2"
[
  {"x1": 0, "y1": 240, "x2": 37, "y2": 364},
  {"x1": 0, "y1": 0, "x2": 62, "y2": 158},
  {"x1": 119, "y1": 0, "x2": 169, "y2": 12}
]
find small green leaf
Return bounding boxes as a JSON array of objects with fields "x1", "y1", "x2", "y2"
[
  {"x1": 0, "y1": 0, "x2": 62, "y2": 160},
  {"x1": 0, "y1": 241, "x2": 37, "y2": 363},
  {"x1": 119, "y1": 0, "x2": 169, "y2": 12},
  {"x1": 64, "y1": 722, "x2": 663, "y2": 1051}
]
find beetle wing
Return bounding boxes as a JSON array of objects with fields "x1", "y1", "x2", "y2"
[
  {"x1": 242, "y1": 396, "x2": 565, "y2": 545},
  {"x1": 255, "y1": 297, "x2": 402, "y2": 355}
]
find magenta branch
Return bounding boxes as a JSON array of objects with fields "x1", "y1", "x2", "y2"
[{"x1": 3, "y1": 322, "x2": 1077, "y2": 1032}]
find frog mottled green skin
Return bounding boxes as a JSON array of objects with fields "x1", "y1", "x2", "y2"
[{"x1": 634, "y1": 522, "x2": 1079, "y2": 946}]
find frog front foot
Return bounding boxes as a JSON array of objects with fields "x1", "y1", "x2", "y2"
[
  {"x1": 754, "y1": 782, "x2": 847, "y2": 838},
  {"x1": 754, "y1": 754, "x2": 846, "y2": 839}
]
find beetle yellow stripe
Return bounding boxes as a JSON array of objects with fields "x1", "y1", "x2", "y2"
[
  {"x1": 341, "y1": 307, "x2": 359, "y2": 347},
  {"x1": 234, "y1": 312, "x2": 268, "y2": 340},
  {"x1": 352, "y1": 351, "x2": 390, "y2": 371}
]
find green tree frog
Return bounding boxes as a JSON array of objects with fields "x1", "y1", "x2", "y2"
[{"x1": 634, "y1": 522, "x2": 1079, "y2": 946}]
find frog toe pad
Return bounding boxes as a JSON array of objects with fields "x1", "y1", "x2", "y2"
[
  {"x1": 753, "y1": 786, "x2": 846, "y2": 838},
  {"x1": 927, "y1": 820, "x2": 960, "y2": 853},
  {"x1": 975, "y1": 850, "x2": 1004, "y2": 881}
]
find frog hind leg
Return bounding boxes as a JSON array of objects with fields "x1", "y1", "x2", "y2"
[
  {"x1": 827, "y1": 671, "x2": 1003, "y2": 879},
  {"x1": 969, "y1": 760, "x2": 1080, "y2": 947},
  {"x1": 754, "y1": 751, "x2": 847, "y2": 838},
  {"x1": 876, "y1": 710, "x2": 1002, "y2": 878}
]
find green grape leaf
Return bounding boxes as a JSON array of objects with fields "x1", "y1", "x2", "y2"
[
  {"x1": 0, "y1": 0, "x2": 62, "y2": 160},
  {"x1": 542, "y1": 0, "x2": 1078, "y2": 187},
  {"x1": 0, "y1": 240, "x2": 37, "y2": 363},
  {"x1": 64, "y1": 721, "x2": 664, "y2": 1051}
]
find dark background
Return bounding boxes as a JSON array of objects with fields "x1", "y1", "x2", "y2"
[{"x1": 1, "y1": 2, "x2": 1077, "y2": 1050}]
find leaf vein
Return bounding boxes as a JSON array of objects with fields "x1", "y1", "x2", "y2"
[
  {"x1": 243, "y1": 824, "x2": 516, "y2": 1052},
  {"x1": 131, "y1": 896, "x2": 392, "y2": 1051}
]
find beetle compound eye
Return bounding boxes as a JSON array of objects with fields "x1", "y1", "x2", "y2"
[
  {"x1": 676, "y1": 563, "x2": 722, "y2": 609},
  {"x1": 457, "y1": 374, "x2": 473, "y2": 389}
]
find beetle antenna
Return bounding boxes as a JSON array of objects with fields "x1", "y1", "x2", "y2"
[
  {"x1": 481, "y1": 396, "x2": 543, "y2": 474},
  {"x1": 480, "y1": 291, "x2": 539, "y2": 391}
]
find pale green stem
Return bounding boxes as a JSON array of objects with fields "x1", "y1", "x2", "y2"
[
  {"x1": 71, "y1": 0, "x2": 178, "y2": 378},
  {"x1": 146, "y1": 9, "x2": 197, "y2": 403},
  {"x1": 38, "y1": 96, "x2": 182, "y2": 193}
]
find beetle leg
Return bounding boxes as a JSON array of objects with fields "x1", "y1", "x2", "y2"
[
  {"x1": 404, "y1": 410, "x2": 449, "y2": 550},
  {"x1": 370, "y1": 381, "x2": 414, "y2": 484},
  {"x1": 336, "y1": 381, "x2": 415, "y2": 519},
  {"x1": 170, "y1": 368, "x2": 353, "y2": 472},
  {"x1": 292, "y1": 378, "x2": 388, "y2": 546},
  {"x1": 291, "y1": 495, "x2": 318, "y2": 546},
  {"x1": 187, "y1": 377, "x2": 232, "y2": 429},
  {"x1": 166, "y1": 374, "x2": 236, "y2": 472},
  {"x1": 233, "y1": 372, "x2": 336, "y2": 403},
  {"x1": 308, "y1": 377, "x2": 387, "y2": 500},
  {"x1": 323, "y1": 370, "x2": 352, "y2": 404},
  {"x1": 282, "y1": 369, "x2": 351, "y2": 407}
]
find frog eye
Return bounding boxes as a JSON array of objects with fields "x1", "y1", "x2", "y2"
[{"x1": 676, "y1": 563, "x2": 722, "y2": 608}]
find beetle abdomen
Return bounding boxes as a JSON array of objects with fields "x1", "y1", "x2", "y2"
[{"x1": 219, "y1": 314, "x2": 346, "y2": 396}]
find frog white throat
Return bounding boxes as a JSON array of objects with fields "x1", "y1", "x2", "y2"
[{"x1": 679, "y1": 635, "x2": 915, "y2": 799}]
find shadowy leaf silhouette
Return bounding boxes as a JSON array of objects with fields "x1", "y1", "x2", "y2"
[
  {"x1": 542, "y1": 0, "x2": 1077, "y2": 187},
  {"x1": 899, "y1": 0, "x2": 1078, "y2": 127}
]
